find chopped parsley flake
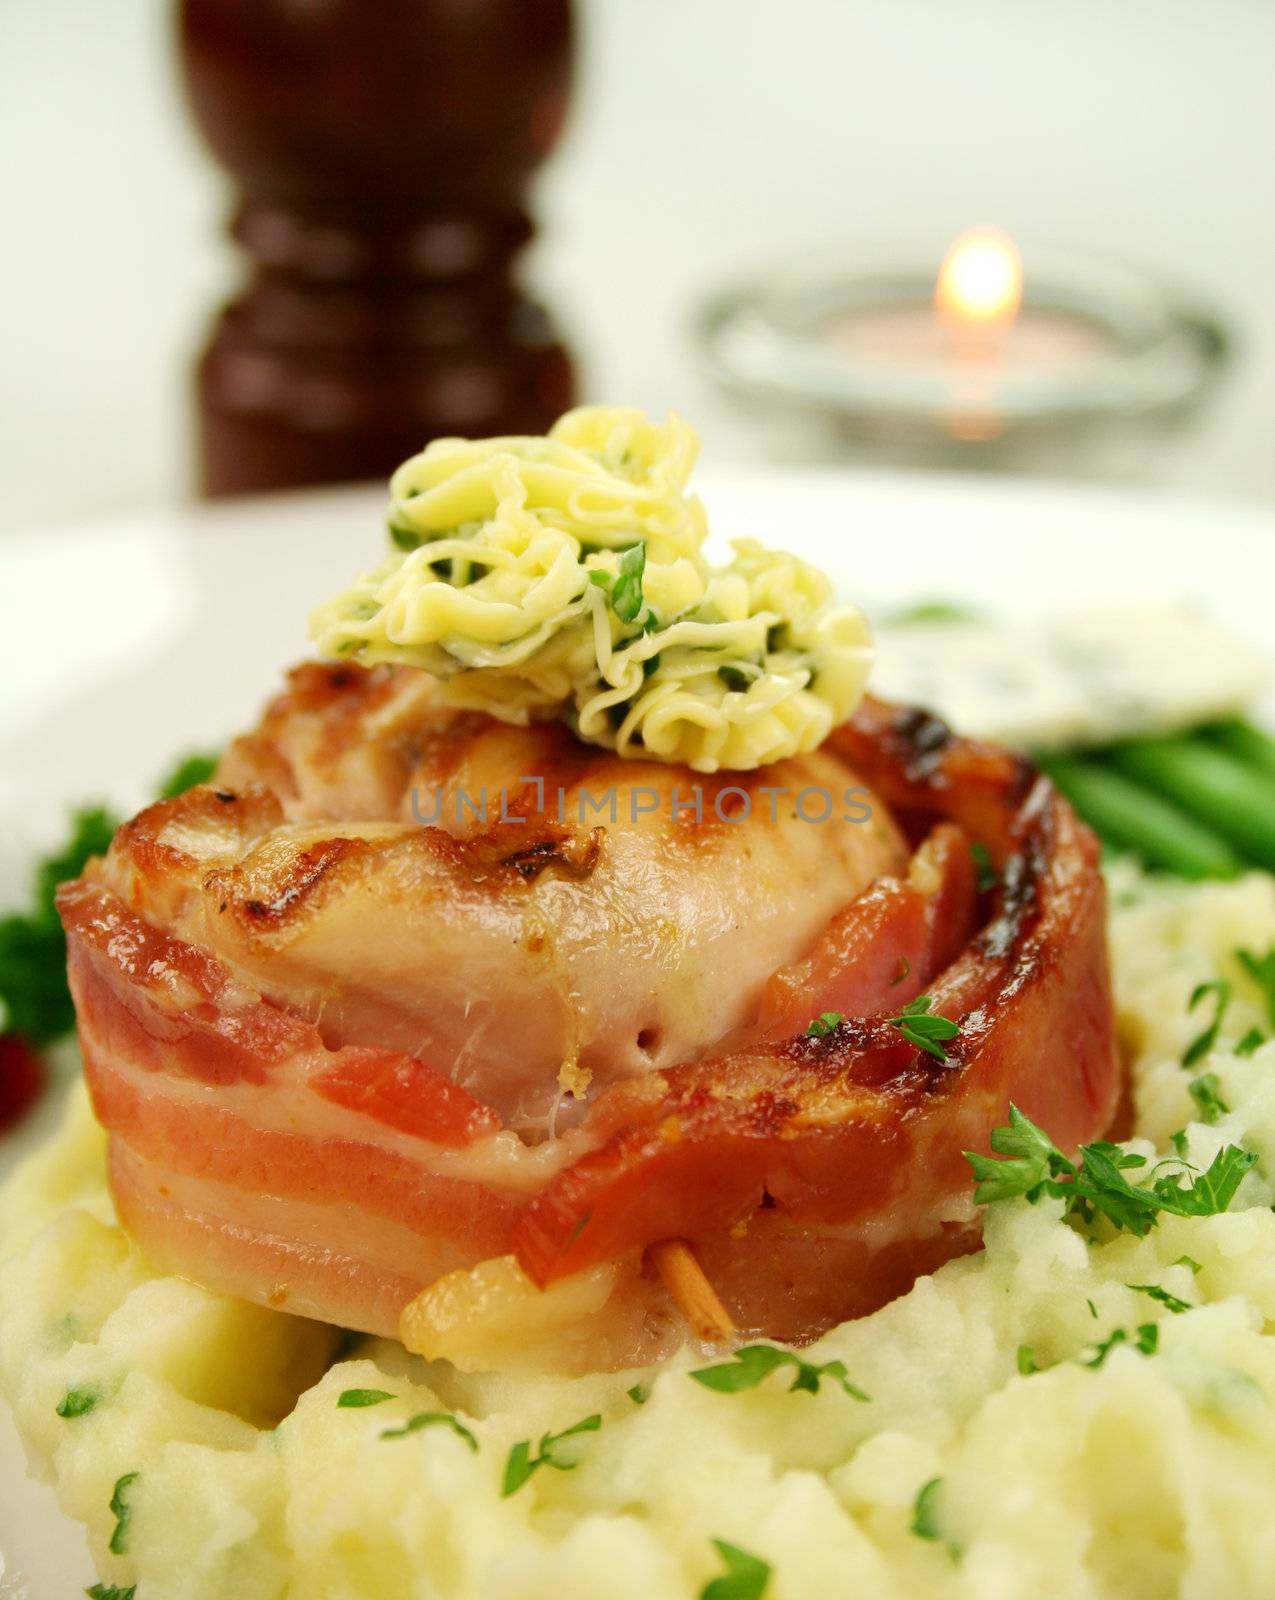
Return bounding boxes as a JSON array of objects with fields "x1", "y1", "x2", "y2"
[
  {"x1": 888, "y1": 995, "x2": 961, "y2": 1062},
  {"x1": 1127, "y1": 1282, "x2": 1192, "y2": 1314},
  {"x1": 911, "y1": 1477, "x2": 945, "y2": 1540},
  {"x1": 1188, "y1": 1071, "x2": 1230, "y2": 1124},
  {"x1": 970, "y1": 842, "x2": 999, "y2": 892},
  {"x1": 336, "y1": 1388, "x2": 394, "y2": 1408},
  {"x1": 565, "y1": 1208, "x2": 593, "y2": 1247},
  {"x1": 611, "y1": 543, "x2": 647, "y2": 623},
  {"x1": 56, "y1": 1387, "x2": 98, "y2": 1418},
  {"x1": 805, "y1": 1010, "x2": 844, "y2": 1039},
  {"x1": 502, "y1": 1413, "x2": 602, "y2": 1496},
  {"x1": 891, "y1": 599, "x2": 981, "y2": 626},
  {"x1": 626, "y1": 1383, "x2": 649, "y2": 1406},
  {"x1": 108, "y1": 1470, "x2": 139, "y2": 1555},
  {"x1": 1082, "y1": 1323, "x2": 1158, "y2": 1368},
  {"x1": 690, "y1": 1343, "x2": 868, "y2": 1401},
  {"x1": 964, "y1": 1103, "x2": 1257, "y2": 1236},
  {"x1": 891, "y1": 955, "x2": 911, "y2": 986},
  {"x1": 380, "y1": 1411, "x2": 477, "y2": 1450},
  {"x1": 1237, "y1": 1027, "x2": 1266, "y2": 1058},
  {"x1": 1016, "y1": 1345, "x2": 1040, "y2": 1375},
  {"x1": 86, "y1": 1587, "x2": 136, "y2": 1600},
  {"x1": 718, "y1": 665, "x2": 756, "y2": 693},
  {"x1": 1237, "y1": 946, "x2": 1275, "y2": 1028},
  {"x1": 1175, "y1": 1255, "x2": 1204, "y2": 1275},
  {"x1": 699, "y1": 1539, "x2": 771, "y2": 1600},
  {"x1": 1183, "y1": 979, "x2": 1232, "y2": 1067}
]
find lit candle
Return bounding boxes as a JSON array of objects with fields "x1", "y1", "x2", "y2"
[
  {"x1": 696, "y1": 228, "x2": 1229, "y2": 461},
  {"x1": 829, "y1": 229, "x2": 1110, "y2": 439},
  {"x1": 935, "y1": 227, "x2": 1023, "y2": 335}
]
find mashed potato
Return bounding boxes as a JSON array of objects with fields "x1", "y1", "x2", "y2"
[{"x1": 7, "y1": 864, "x2": 1275, "y2": 1599}]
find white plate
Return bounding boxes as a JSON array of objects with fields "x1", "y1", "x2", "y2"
[{"x1": 3, "y1": 467, "x2": 1275, "y2": 1596}]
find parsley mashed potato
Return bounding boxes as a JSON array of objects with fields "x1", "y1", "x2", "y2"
[
  {"x1": 7, "y1": 865, "x2": 1275, "y2": 1597},
  {"x1": 309, "y1": 406, "x2": 873, "y2": 773}
]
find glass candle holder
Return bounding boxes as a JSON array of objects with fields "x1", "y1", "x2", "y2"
[{"x1": 695, "y1": 235, "x2": 1230, "y2": 474}]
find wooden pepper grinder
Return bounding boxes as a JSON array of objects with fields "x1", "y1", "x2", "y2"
[{"x1": 179, "y1": 0, "x2": 576, "y2": 496}]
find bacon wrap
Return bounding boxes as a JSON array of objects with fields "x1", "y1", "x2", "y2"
[
  {"x1": 56, "y1": 874, "x2": 523, "y2": 1336},
  {"x1": 512, "y1": 700, "x2": 1120, "y2": 1327},
  {"x1": 56, "y1": 680, "x2": 1119, "y2": 1356}
]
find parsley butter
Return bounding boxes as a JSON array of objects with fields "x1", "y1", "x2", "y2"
[{"x1": 310, "y1": 406, "x2": 872, "y2": 772}]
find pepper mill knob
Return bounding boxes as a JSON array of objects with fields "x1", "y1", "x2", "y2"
[{"x1": 179, "y1": 0, "x2": 576, "y2": 495}]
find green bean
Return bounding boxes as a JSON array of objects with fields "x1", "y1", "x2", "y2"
[
  {"x1": 1037, "y1": 754, "x2": 1244, "y2": 880},
  {"x1": 1200, "y1": 718, "x2": 1275, "y2": 781},
  {"x1": 1103, "y1": 735, "x2": 1275, "y2": 872}
]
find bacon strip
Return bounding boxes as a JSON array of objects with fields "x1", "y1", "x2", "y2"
[
  {"x1": 56, "y1": 684, "x2": 1120, "y2": 1361},
  {"x1": 751, "y1": 821, "x2": 979, "y2": 1040},
  {"x1": 511, "y1": 705, "x2": 1119, "y2": 1335},
  {"x1": 58, "y1": 879, "x2": 526, "y2": 1335}
]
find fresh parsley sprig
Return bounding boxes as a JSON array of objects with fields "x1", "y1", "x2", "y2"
[
  {"x1": 888, "y1": 995, "x2": 961, "y2": 1063},
  {"x1": 0, "y1": 806, "x2": 117, "y2": 1046},
  {"x1": 0, "y1": 750, "x2": 221, "y2": 1053},
  {"x1": 502, "y1": 1413, "x2": 602, "y2": 1497},
  {"x1": 804, "y1": 1011, "x2": 844, "y2": 1039},
  {"x1": 964, "y1": 1104, "x2": 1256, "y2": 1237},
  {"x1": 154, "y1": 751, "x2": 220, "y2": 800},
  {"x1": 690, "y1": 1343, "x2": 868, "y2": 1402}
]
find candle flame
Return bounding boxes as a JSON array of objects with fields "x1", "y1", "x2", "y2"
[{"x1": 934, "y1": 227, "x2": 1023, "y2": 332}]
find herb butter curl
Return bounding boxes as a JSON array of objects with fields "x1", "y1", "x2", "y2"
[{"x1": 310, "y1": 406, "x2": 873, "y2": 772}]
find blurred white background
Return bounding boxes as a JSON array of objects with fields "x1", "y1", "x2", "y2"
[{"x1": 2, "y1": 0, "x2": 1274, "y2": 536}]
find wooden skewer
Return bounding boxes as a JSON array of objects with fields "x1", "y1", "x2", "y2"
[{"x1": 648, "y1": 1238, "x2": 736, "y2": 1344}]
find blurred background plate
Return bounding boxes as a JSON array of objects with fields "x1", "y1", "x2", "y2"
[{"x1": 3, "y1": 465, "x2": 1275, "y2": 1595}]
